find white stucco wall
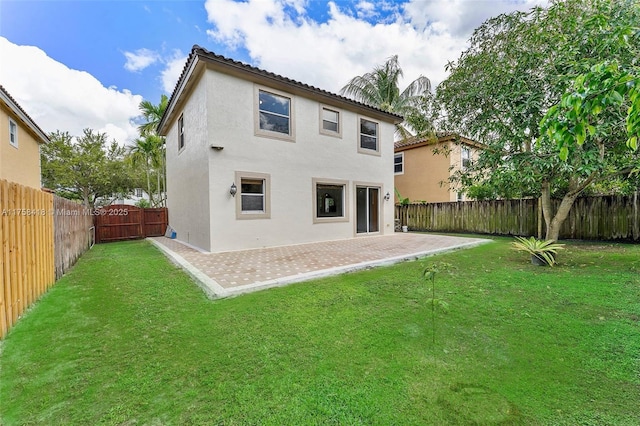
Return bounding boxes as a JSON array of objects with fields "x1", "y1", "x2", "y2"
[
  {"x1": 167, "y1": 67, "x2": 396, "y2": 252},
  {"x1": 165, "y1": 74, "x2": 212, "y2": 251}
]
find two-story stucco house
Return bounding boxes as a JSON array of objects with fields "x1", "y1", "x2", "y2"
[
  {"x1": 394, "y1": 134, "x2": 483, "y2": 203},
  {"x1": 0, "y1": 85, "x2": 49, "y2": 189},
  {"x1": 157, "y1": 46, "x2": 402, "y2": 252}
]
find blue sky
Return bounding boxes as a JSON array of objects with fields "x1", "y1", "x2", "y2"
[{"x1": 0, "y1": 0, "x2": 546, "y2": 145}]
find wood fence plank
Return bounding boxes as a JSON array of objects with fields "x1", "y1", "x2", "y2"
[
  {"x1": 396, "y1": 195, "x2": 639, "y2": 242},
  {"x1": 0, "y1": 180, "x2": 8, "y2": 336}
]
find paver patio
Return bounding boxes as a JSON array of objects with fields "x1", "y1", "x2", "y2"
[{"x1": 149, "y1": 233, "x2": 490, "y2": 298}]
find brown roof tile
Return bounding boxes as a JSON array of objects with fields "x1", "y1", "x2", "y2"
[
  {"x1": 158, "y1": 45, "x2": 403, "y2": 134},
  {"x1": 0, "y1": 85, "x2": 49, "y2": 143}
]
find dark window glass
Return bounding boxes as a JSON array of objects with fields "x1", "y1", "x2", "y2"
[
  {"x1": 241, "y1": 179, "x2": 265, "y2": 212},
  {"x1": 316, "y1": 184, "x2": 344, "y2": 218},
  {"x1": 360, "y1": 119, "x2": 378, "y2": 151},
  {"x1": 259, "y1": 90, "x2": 290, "y2": 135}
]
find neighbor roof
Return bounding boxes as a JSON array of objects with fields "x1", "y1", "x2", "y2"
[
  {"x1": 394, "y1": 133, "x2": 484, "y2": 152},
  {"x1": 158, "y1": 45, "x2": 404, "y2": 135},
  {"x1": 0, "y1": 85, "x2": 49, "y2": 144}
]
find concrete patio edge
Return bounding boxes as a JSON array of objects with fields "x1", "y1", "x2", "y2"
[
  {"x1": 148, "y1": 238, "x2": 229, "y2": 298},
  {"x1": 148, "y1": 236, "x2": 492, "y2": 299}
]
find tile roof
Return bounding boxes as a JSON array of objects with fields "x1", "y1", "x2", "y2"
[
  {"x1": 394, "y1": 132, "x2": 483, "y2": 151},
  {"x1": 0, "y1": 85, "x2": 49, "y2": 143},
  {"x1": 158, "y1": 45, "x2": 403, "y2": 134}
]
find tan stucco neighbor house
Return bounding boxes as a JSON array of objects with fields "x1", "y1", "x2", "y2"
[
  {"x1": 394, "y1": 134, "x2": 483, "y2": 203},
  {"x1": 157, "y1": 46, "x2": 402, "y2": 252},
  {"x1": 0, "y1": 85, "x2": 49, "y2": 189}
]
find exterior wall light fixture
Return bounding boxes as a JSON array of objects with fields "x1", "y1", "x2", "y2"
[
  {"x1": 384, "y1": 192, "x2": 391, "y2": 201},
  {"x1": 230, "y1": 183, "x2": 237, "y2": 197}
]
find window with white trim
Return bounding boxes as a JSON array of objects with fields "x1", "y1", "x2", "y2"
[
  {"x1": 394, "y1": 152, "x2": 404, "y2": 174},
  {"x1": 9, "y1": 118, "x2": 18, "y2": 148},
  {"x1": 178, "y1": 114, "x2": 185, "y2": 151},
  {"x1": 313, "y1": 178, "x2": 348, "y2": 223},
  {"x1": 359, "y1": 118, "x2": 379, "y2": 153},
  {"x1": 461, "y1": 147, "x2": 471, "y2": 169},
  {"x1": 320, "y1": 106, "x2": 341, "y2": 137},
  {"x1": 235, "y1": 171, "x2": 271, "y2": 219},
  {"x1": 256, "y1": 87, "x2": 294, "y2": 140},
  {"x1": 241, "y1": 179, "x2": 265, "y2": 212}
]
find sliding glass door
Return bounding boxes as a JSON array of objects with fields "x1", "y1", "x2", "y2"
[{"x1": 356, "y1": 186, "x2": 379, "y2": 234}]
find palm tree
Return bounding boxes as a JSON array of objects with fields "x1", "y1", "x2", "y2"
[
  {"x1": 137, "y1": 95, "x2": 168, "y2": 205},
  {"x1": 138, "y1": 94, "x2": 168, "y2": 136},
  {"x1": 340, "y1": 55, "x2": 434, "y2": 139},
  {"x1": 128, "y1": 135, "x2": 164, "y2": 206}
]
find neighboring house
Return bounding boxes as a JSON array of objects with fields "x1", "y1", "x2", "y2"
[
  {"x1": 97, "y1": 188, "x2": 159, "y2": 207},
  {"x1": 394, "y1": 134, "x2": 483, "y2": 203},
  {"x1": 157, "y1": 45, "x2": 402, "y2": 252},
  {"x1": 0, "y1": 85, "x2": 49, "y2": 188}
]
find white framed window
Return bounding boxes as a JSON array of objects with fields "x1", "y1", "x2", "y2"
[
  {"x1": 319, "y1": 105, "x2": 341, "y2": 137},
  {"x1": 9, "y1": 118, "x2": 18, "y2": 148},
  {"x1": 135, "y1": 188, "x2": 143, "y2": 198},
  {"x1": 312, "y1": 178, "x2": 349, "y2": 223},
  {"x1": 178, "y1": 114, "x2": 185, "y2": 151},
  {"x1": 255, "y1": 86, "x2": 295, "y2": 141},
  {"x1": 394, "y1": 152, "x2": 404, "y2": 174},
  {"x1": 358, "y1": 117, "x2": 379, "y2": 155},
  {"x1": 235, "y1": 171, "x2": 271, "y2": 220},
  {"x1": 457, "y1": 192, "x2": 464, "y2": 202},
  {"x1": 461, "y1": 146, "x2": 471, "y2": 169}
]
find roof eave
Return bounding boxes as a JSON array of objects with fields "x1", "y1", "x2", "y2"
[
  {"x1": 0, "y1": 86, "x2": 50, "y2": 144},
  {"x1": 157, "y1": 46, "x2": 403, "y2": 135}
]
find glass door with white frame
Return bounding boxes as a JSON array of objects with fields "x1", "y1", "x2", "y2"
[{"x1": 356, "y1": 186, "x2": 380, "y2": 234}]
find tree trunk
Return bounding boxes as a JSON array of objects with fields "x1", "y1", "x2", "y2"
[
  {"x1": 546, "y1": 194, "x2": 579, "y2": 241},
  {"x1": 156, "y1": 169, "x2": 161, "y2": 208},
  {"x1": 145, "y1": 166, "x2": 153, "y2": 206},
  {"x1": 82, "y1": 188, "x2": 90, "y2": 208},
  {"x1": 540, "y1": 181, "x2": 553, "y2": 239}
]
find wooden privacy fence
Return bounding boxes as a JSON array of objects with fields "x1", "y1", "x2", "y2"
[
  {"x1": 1, "y1": 179, "x2": 95, "y2": 339},
  {"x1": 53, "y1": 196, "x2": 94, "y2": 279},
  {"x1": 396, "y1": 193, "x2": 640, "y2": 241},
  {"x1": 0, "y1": 180, "x2": 55, "y2": 339},
  {"x1": 94, "y1": 205, "x2": 168, "y2": 243}
]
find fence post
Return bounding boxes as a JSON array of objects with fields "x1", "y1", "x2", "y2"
[{"x1": 634, "y1": 191, "x2": 639, "y2": 241}]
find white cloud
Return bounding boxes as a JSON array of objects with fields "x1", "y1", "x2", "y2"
[
  {"x1": 0, "y1": 37, "x2": 142, "y2": 145},
  {"x1": 403, "y1": 0, "x2": 548, "y2": 37},
  {"x1": 160, "y1": 50, "x2": 188, "y2": 94},
  {"x1": 202, "y1": 0, "x2": 549, "y2": 94},
  {"x1": 123, "y1": 48, "x2": 160, "y2": 72}
]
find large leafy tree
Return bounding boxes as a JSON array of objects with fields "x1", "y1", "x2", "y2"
[
  {"x1": 437, "y1": 0, "x2": 640, "y2": 241},
  {"x1": 42, "y1": 129, "x2": 135, "y2": 208},
  {"x1": 340, "y1": 55, "x2": 434, "y2": 139}
]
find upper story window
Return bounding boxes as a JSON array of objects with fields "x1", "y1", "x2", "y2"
[
  {"x1": 359, "y1": 118, "x2": 379, "y2": 154},
  {"x1": 320, "y1": 106, "x2": 341, "y2": 137},
  {"x1": 461, "y1": 147, "x2": 471, "y2": 169},
  {"x1": 9, "y1": 118, "x2": 18, "y2": 148},
  {"x1": 255, "y1": 87, "x2": 294, "y2": 141},
  {"x1": 394, "y1": 152, "x2": 404, "y2": 174},
  {"x1": 178, "y1": 114, "x2": 185, "y2": 151}
]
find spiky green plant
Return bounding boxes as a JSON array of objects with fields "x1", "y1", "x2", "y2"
[{"x1": 512, "y1": 236, "x2": 565, "y2": 266}]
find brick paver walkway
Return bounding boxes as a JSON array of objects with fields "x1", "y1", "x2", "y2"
[{"x1": 149, "y1": 233, "x2": 489, "y2": 298}]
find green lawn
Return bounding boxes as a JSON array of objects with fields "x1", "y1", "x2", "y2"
[{"x1": 1, "y1": 237, "x2": 639, "y2": 425}]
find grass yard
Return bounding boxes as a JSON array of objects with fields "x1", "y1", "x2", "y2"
[{"x1": 1, "y1": 237, "x2": 639, "y2": 425}]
